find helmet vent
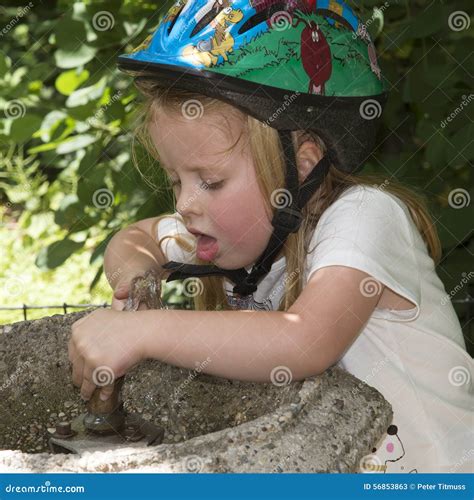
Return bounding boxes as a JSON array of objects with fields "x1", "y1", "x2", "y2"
[
  {"x1": 190, "y1": 10, "x2": 219, "y2": 38},
  {"x1": 167, "y1": 3, "x2": 187, "y2": 37}
]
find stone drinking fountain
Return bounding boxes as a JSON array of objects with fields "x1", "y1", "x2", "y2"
[{"x1": 0, "y1": 273, "x2": 392, "y2": 473}]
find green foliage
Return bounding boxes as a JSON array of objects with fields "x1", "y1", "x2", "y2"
[
  {"x1": 0, "y1": 0, "x2": 174, "y2": 291},
  {"x1": 0, "y1": 0, "x2": 472, "y2": 347}
]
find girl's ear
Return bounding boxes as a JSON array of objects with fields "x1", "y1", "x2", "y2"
[{"x1": 296, "y1": 140, "x2": 323, "y2": 183}]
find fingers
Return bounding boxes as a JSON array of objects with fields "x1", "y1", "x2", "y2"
[
  {"x1": 99, "y1": 384, "x2": 115, "y2": 402},
  {"x1": 113, "y1": 284, "x2": 129, "y2": 300},
  {"x1": 111, "y1": 296, "x2": 126, "y2": 311},
  {"x1": 71, "y1": 355, "x2": 85, "y2": 388},
  {"x1": 80, "y1": 365, "x2": 97, "y2": 401}
]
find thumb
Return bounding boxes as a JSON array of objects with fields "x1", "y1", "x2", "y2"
[
  {"x1": 113, "y1": 282, "x2": 129, "y2": 299},
  {"x1": 99, "y1": 385, "x2": 115, "y2": 401}
]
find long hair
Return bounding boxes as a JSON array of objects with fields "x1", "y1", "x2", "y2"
[{"x1": 131, "y1": 80, "x2": 442, "y2": 312}]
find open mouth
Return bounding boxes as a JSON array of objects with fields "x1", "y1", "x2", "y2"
[{"x1": 196, "y1": 234, "x2": 219, "y2": 262}]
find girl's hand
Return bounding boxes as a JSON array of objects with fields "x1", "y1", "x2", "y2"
[
  {"x1": 68, "y1": 308, "x2": 148, "y2": 401},
  {"x1": 111, "y1": 270, "x2": 161, "y2": 311}
]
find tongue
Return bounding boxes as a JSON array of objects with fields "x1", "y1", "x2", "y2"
[{"x1": 196, "y1": 235, "x2": 219, "y2": 261}]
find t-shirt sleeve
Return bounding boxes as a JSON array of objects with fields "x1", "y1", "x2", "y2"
[
  {"x1": 304, "y1": 186, "x2": 421, "y2": 322},
  {"x1": 155, "y1": 212, "x2": 196, "y2": 263}
]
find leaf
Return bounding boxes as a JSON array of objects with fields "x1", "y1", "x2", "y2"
[
  {"x1": 54, "y1": 194, "x2": 99, "y2": 232},
  {"x1": 65, "y1": 76, "x2": 107, "y2": 107},
  {"x1": 55, "y1": 44, "x2": 97, "y2": 69},
  {"x1": 89, "y1": 266, "x2": 104, "y2": 293},
  {"x1": 54, "y1": 194, "x2": 80, "y2": 227},
  {"x1": 10, "y1": 114, "x2": 43, "y2": 143},
  {"x1": 28, "y1": 141, "x2": 62, "y2": 154},
  {"x1": 54, "y1": 17, "x2": 87, "y2": 51},
  {"x1": 90, "y1": 230, "x2": 117, "y2": 265},
  {"x1": 77, "y1": 165, "x2": 109, "y2": 204},
  {"x1": 0, "y1": 53, "x2": 11, "y2": 77},
  {"x1": 36, "y1": 238, "x2": 85, "y2": 270},
  {"x1": 55, "y1": 69, "x2": 90, "y2": 96},
  {"x1": 39, "y1": 110, "x2": 67, "y2": 142},
  {"x1": 56, "y1": 134, "x2": 97, "y2": 154}
]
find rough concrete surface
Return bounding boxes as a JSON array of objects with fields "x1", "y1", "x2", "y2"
[{"x1": 0, "y1": 310, "x2": 393, "y2": 472}]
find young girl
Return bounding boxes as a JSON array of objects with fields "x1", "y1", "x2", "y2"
[{"x1": 68, "y1": 0, "x2": 473, "y2": 473}]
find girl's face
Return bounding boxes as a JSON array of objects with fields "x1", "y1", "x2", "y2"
[{"x1": 149, "y1": 108, "x2": 274, "y2": 270}]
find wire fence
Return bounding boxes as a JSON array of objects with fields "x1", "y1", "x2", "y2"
[
  {"x1": 0, "y1": 299, "x2": 195, "y2": 322},
  {"x1": 0, "y1": 303, "x2": 110, "y2": 321},
  {"x1": 0, "y1": 295, "x2": 473, "y2": 327}
]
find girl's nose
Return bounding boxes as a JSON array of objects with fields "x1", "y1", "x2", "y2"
[{"x1": 176, "y1": 182, "x2": 204, "y2": 217}]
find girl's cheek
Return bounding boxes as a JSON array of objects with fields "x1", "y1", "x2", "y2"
[{"x1": 211, "y1": 188, "x2": 270, "y2": 242}]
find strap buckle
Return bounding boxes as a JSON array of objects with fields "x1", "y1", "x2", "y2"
[
  {"x1": 233, "y1": 275, "x2": 258, "y2": 296},
  {"x1": 271, "y1": 207, "x2": 303, "y2": 234}
]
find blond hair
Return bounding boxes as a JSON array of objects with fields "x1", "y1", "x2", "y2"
[{"x1": 131, "y1": 80, "x2": 441, "y2": 312}]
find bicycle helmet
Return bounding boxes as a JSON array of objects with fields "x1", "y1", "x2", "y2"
[{"x1": 117, "y1": 0, "x2": 388, "y2": 297}]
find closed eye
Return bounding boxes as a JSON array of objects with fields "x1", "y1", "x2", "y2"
[
  {"x1": 202, "y1": 180, "x2": 223, "y2": 191},
  {"x1": 169, "y1": 180, "x2": 224, "y2": 191}
]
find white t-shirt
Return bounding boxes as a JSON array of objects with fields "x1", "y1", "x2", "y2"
[{"x1": 157, "y1": 185, "x2": 473, "y2": 473}]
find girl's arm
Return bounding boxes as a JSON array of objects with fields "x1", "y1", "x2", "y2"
[
  {"x1": 138, "y1": 266, "x2": 383, "y2": 382},
  {"x1": 104, "y1": 217, "x2": 167, "y2": 287},
  {"x1": 69, "y1": 266, "x2": 383, "y2": 399}
]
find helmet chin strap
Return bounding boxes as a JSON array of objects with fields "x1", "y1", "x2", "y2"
[{"x1": 162, "y1": 130, "x2": 333, "y2": 297}]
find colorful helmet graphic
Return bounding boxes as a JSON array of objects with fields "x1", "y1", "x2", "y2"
[{"x1": 118, "y1": 0, "x2": 388, "y2": 172}]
